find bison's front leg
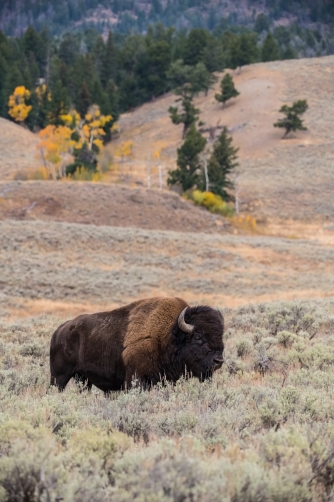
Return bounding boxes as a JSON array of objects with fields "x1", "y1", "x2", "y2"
[{"x1": 125, "y1": 370, "x2": 158, "y2": 391}]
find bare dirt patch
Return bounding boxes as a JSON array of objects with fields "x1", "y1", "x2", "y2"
[{"x1": 0, "y1": 180, "x2": 230, "y2": 234}]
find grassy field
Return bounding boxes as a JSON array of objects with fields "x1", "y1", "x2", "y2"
[
  {"x1": 0, "y1": 300, "x2": 334, "y2": 500},
  {"x1": 1, "y1": 219, "x2": 334, "y2": 318}
]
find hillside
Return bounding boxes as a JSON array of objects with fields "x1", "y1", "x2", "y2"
[
  {"x1": 0, "y1": 180, "x2": 230, "y2": 234},
  {"x1": 0, "y1": 0, "x2": 332, "y2": 36},
  {"x1": 0, "y1": 118, "x2": 40, "y2": 180},
  {"x1": 1, "y1": 56, "x2": 334, "y2": 232},
  {"x1": 108, "y1": 55, "x2": 334, "y2": 224}
]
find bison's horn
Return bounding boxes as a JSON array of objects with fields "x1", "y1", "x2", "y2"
[{"x1": 178, "y1": 307, "x2": 194, "y2": 334}]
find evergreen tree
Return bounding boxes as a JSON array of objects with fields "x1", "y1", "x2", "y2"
[
  {"x1": 58, "y1": 33, "x2": 80, "y2": 66},
  {"x1": 215, "y1": 73, "x2": 239, "y2": 107},
  {"x1": 274, "y1": 99, "x2": 308, "y2": 138},
  {"x1": 167, "y1": 124, "x2": 206, "y2": 191},
  {"x1": 254, "y1": 13, "x2": 270, "y2": 33},
  {"x1": 0, "y1": 55, "x2": 8, "y2": 115},
  {"x1": 169, "y1": 86, "x2": 200, "y2": 138},
  {"x1": 183, "y1": 28, "x2": 209, "y2": 66},
  {"x1": 205, "y1": 128, "x2": 239, "y2": 201},
  {"x1": 189, "y1": 62, "x2": 217, "y2": 96},
  {"x1": 101, "y1": 31, "x2": 117, "y2": 86},
  {"x1": 282, "y1": 45, "x2": 296, "y2": 60},
  {"x1": 76, "y1": 81, "x2": 91, "y2": 118},
  {"x1": 91, "y1": 78, "x2": 109, "y2": 112},
  {"x1": 49, "y1": 79, "x2": 69, "y2": 125},
  {"x1": 167, "y1": 60, "x2": 192, "y2": 90},
  {"x1": 145, "y1": 40, "x2": 172, "y2": 98},
  {"x1": 230, "y1": 33, "x2": 258, "y2": 71},
  {"x1": 106, "y1": 79, "x2": 119, "y2": 122},
  {"x1": 202, "y1": 36, "x2": 225, "y2": 73},
  {"x1": 262, "y1": 33, "x2": 281, "y2": 62}
]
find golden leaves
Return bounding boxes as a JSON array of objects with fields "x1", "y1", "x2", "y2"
[{"x1": 8, "y1": 86, "x2": 32, "y2": 123}]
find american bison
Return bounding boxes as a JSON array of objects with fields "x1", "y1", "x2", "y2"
[{"x1": 50, "y1": 297, "x2": 224, "y2": 392}]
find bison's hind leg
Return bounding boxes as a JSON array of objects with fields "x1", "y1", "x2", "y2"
[{"x1": 74, "y1": 373, "x2": 92, "y2": 392}]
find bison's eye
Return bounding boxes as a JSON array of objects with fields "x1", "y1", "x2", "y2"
[{"x1": 194, "y1": 336, "x2": 204, "y2": 346}]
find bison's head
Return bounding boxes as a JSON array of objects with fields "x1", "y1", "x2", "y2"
[{"x1": 172, "y1": 305, "x2": 224, "y2": 381}]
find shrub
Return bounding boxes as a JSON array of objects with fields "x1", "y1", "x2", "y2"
[
  {"x1": 236, "y1": 339, "x2": 253, "y2": 358},
  {"x1": 191, "y1": 190, "x2": 234, "y2": 217}
]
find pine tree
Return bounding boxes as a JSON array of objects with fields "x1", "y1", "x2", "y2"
[
  {"x1": 230, "y1": 33, "x2": 258, "y2": 71},
  {"x1": 169, "y1": 86, "x2": 200, "y2": 139},
  {"x1": 254, "y1": 13, "x2": 270, "y2": 33},
  {"x1": 205, "y1": 128, "x2": 239, "y2": 201},
  {"x1": 49, "y1": 79, "x2": 69, "y2": 125},
  {"x1": 215, "y1": 73, "x2": 239, "y2": 107},
  {"x1": 189, "y1": 62, "x2": 217, "y2": 96},
  {"x1": 262, "y1": 33, "x2": 281, "y2": 62},
  {"x1": 76, "y1": 81, "x2": 91, "y2": 118},
  {"x1": 183, "y1": 28, "x2": 209, "y2": 66},
  {"x1": 106, "y1": 79, "x2": 119, "y2": 122},
  {"x1": 274, "y1": 100, "x2": 308, "y2": 138},
  {"x1": 0, "y1": 55, "x2": 8, "y2": 115},
  {"x1": 167, "y1": 124, "x2": 206, "y2": 191},
  {"x1": 101, "y1": 31, "x2": 116, "y2": 87}
]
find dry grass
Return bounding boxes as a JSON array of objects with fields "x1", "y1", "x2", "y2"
[
  {"x1": 0, "y1": 118, "x2": 40, "y2": 180},
  {"x1": 108, "y1": 56, "x2": 334, "y2": 224},
  {"x1": 1, "y1": 219, "x2": 334, "y2": 318},
  {"x1": 0, "y1": 180, "x2": 230, "y2": 234},
  {"x1": 0, "y1": 300, "x2": 334, "y2": 500}
]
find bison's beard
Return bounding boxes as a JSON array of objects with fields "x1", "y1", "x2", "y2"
[
  {"x1": 184, "y1": 365, "x2": 215, "y2": 382},
  {"x1": 200, "y1": 367, "x2": 215, "y2": 382}
]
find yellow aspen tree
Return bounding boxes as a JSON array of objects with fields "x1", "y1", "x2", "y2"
[
  {"x1": 60, "y1": 109, "x2": 82, "y2": 132},
  {"x1": 83, "y1": 104, "x2": 112, "y2": 151},
  {"x1": 8, "y1": 86, "x2": 32, "y2": 125},
  {"x1": 37, "y1": 125, "x2": 76, "y2": 179},
  {"x1": 116, "y1": 140, "x2": 134, "y2": 162},
  {"x1": 35, "y1": 84, "x2": 51, "y2": 104}
]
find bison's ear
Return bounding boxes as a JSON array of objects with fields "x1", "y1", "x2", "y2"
[{"x1": 178, "y1": 307, "x2": 194, "y2": 334}]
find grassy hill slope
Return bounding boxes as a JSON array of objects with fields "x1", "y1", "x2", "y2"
[
  {"x1": 0, "y1": 118, "x2": 40, "y2": 180},
  {"x1": 109, "y1": 55, "x2": 334, "y2": 223}
]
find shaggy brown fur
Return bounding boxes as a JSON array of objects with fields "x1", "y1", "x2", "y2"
[{"x1": 50, "y1": 297, "x2": 224, "y2": 392}]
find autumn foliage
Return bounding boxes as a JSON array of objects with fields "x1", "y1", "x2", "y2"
[
  {"x1": 37, "y1": 105, "x2": 113, "y2": 179},
  {"x1": 37, "y1": 125, "x2": 76, "y2": 179},
  {"x1": 192, "y1": 190, "x2": 234, "y2": 217},
  {"x1": 8, "y1": 86, "x2": 32, "y2": 124}
]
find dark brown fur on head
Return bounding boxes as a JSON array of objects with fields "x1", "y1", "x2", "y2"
[{"x1": 170, "y1": 306, "x2": 224, "y2": 382}]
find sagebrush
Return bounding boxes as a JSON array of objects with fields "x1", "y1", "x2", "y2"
[{"x1": 1, "y1": 300, "x2": 334, "y2": 500}]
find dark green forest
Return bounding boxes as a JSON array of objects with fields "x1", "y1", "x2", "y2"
[
  {"x1": 0, "y1": 18, "x2": 329, "y2": 132},
  {"x1": 0, "y1": 0, "x2": 333, "y2": 36}
]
